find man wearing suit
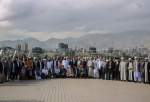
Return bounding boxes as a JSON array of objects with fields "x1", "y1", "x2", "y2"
[
  {"x1": 0, "y1": 59, "x2": 4, "y2": 83},
  {"x1": 106, "y1": 58, "x2": 115, "y2": 80},
  {"x1": 114, "y1": 58, "x2": 120, "y2": 80},
  {"x1": 143, "y1": 58, "x2": 150, "y2": 83}
]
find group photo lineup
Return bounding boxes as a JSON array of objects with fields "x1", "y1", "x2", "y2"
[
  {"x1": 0, "y1": 44, "x2": 150, "y2": 84},
  {"x1": 0, "y1": 0, "x2": 150, "y2": 102}
]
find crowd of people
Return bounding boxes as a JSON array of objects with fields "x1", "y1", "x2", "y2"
[{"x1": 0, "y1": 55, "x2": 150, "y2": 84}]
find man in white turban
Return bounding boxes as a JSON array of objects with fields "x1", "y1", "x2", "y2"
[{"x1": 127, "y1": 58, "x2": 134, "y2": 81}]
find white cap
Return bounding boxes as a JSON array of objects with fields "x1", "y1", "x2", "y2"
[
  {"x1": 43, "y1": 59, "x2": 46, "y2": 61},
  {"x1": 121, "y1": 57, "x2": 124, "y2": 60}
]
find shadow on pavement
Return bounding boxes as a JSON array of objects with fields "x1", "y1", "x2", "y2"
[
  {"x1": 0, "y1": 100, "x2": 44, "y2": 102},
  {"x1": 0, "y1": 80, "x2": 49, "y2": 86}
]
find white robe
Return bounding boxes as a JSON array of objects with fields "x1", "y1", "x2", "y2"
[
  {"x1": 144, "y1": 62, "x2": 148, "y2": 82},
  {"x1": 133, "y1": 61, "x2": 141, "y2": 82},
  {"x1": 97, "y1": 60, "x2": 102, "y2": 70},
  {"x1": 47, "y1": 61, "x2": 52, "y2": 71},
  {"x1": 128, "y1": 62, "x2": 133, "y2": 81},
  {"x1": 119, "y1": 61, "x2": 127, "y2": 81},
  {"x1": 87, "y1": 60, "x2": 93, "y2": 77},
  {"x1": 93, "y1": 60, "x2": 99, "y2": 78}
]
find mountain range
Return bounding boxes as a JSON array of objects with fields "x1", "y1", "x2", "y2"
[{"x1": 0, "y1": 30, "x2": 150, "y2": 50}]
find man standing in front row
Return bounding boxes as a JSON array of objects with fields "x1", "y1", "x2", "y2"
[
  {"x1": 97, "y1": 58, "x2": 103, "y2": 79},
  {"x1": 127, "y1": 58, "x2": 134, "y2": 82},
  {"x1": 133, "y1": 57, "x2": 141, "y2": 82},
  {"x1": 143, "y1": 58, "x2": 150, "y2": 83},
  {"x1": 119, "y1": 57, "x2": 127, "y2": 81},
  {"x1": 87, "y1": 58, "x2": 94, "y2": 78},
  {"x1": 0, "y1": 59, "x2": 4, "y2": 83}
]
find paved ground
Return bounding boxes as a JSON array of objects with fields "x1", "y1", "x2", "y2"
[{"x1": 0, "y1": 79, "x2": 150, "y2": 102}]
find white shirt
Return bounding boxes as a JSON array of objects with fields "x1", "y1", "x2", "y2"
[
  {"x1": 97, "y1": 60, "x2": 102, "y2": 70},
  {"x1": 128, "y1": 62, "x2": 133, "y2": 69},
  {"x1": 47, "y1": 61, "x2": 52, "y2": 70},
  {"x1": 42, "y1": 69, "x2": 48, "y2": 75},
  {"x1": 87, "y1": 60, "x2": 93, "y2": 67},
  {"x1": 62, "y1": 60, "x2": 69, "y2": 69},
  {"x1": 93, "y1": 60, "x2": 98, "y2": 69},
  {"x1": 77, "y1": 60, "x2": 81, "y2": 66}
]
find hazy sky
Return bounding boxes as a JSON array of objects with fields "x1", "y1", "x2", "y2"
[{"x1": 0, "y1": 0, "x2": 150, "y2": 41}]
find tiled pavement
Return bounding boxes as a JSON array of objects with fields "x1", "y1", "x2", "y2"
[{"x1": 0, "y1": 79, "x2": 150, "y2": 102}]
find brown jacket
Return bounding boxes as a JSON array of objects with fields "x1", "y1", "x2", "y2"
[{"x1": 27, "y1": 59, "x2": 33, "y2": 69}]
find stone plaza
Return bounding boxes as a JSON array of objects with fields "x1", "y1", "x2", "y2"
[{"x1": 0, "y1": 79, "x2": 150, "y2": 102}]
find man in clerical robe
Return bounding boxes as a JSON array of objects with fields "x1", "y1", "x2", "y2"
[
  {"x1": 97, "y1": 58, "x2": 103, "y2": 79},
  {"x1": 93, "y1": 58, "x2": 99, "y2": 79},
  {"x1": 119, "y1": 57, "x2": 127, "y2": 81},
  {"x1": 87, "y1": 58, "x2": 94, "y2": 78},
  {"x1": 127, "y1": 58, "x2": 134, "y2": 81},
  {"x1": 133, "y1": 57, "x2": 142, "y2": 82}
]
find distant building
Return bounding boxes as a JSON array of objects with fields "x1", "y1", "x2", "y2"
[
  {"x1": 89, "y1": 47, "x2": 97, "y2": 53},
  {"x1": 108, "y1": 48, "x2": 114, "y2": 53},
  {"x1": 16, "y1": 44, "x2": 21, "y2": 52},
  {"x1": 57, "y1": 43, "x2": 69, "y2": 55},
  {"x1": 56, "y1": 43, "x2": 75, "y2": 56},
  {"x1": 0, "y1": 46, "x2": 15, "y2": 57},
  {"x1": 32, "y1": 47, "x2": 43, "y2": 54},
  {"x1": 58, "y1": 43, "x2": 68, "y2": 49},
  {"x1": 24, "y1": 43, "x2": 29, "y2": 53},
  {"x1": 0, "y1": 46, "x2": 14, "y2": 51}
]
